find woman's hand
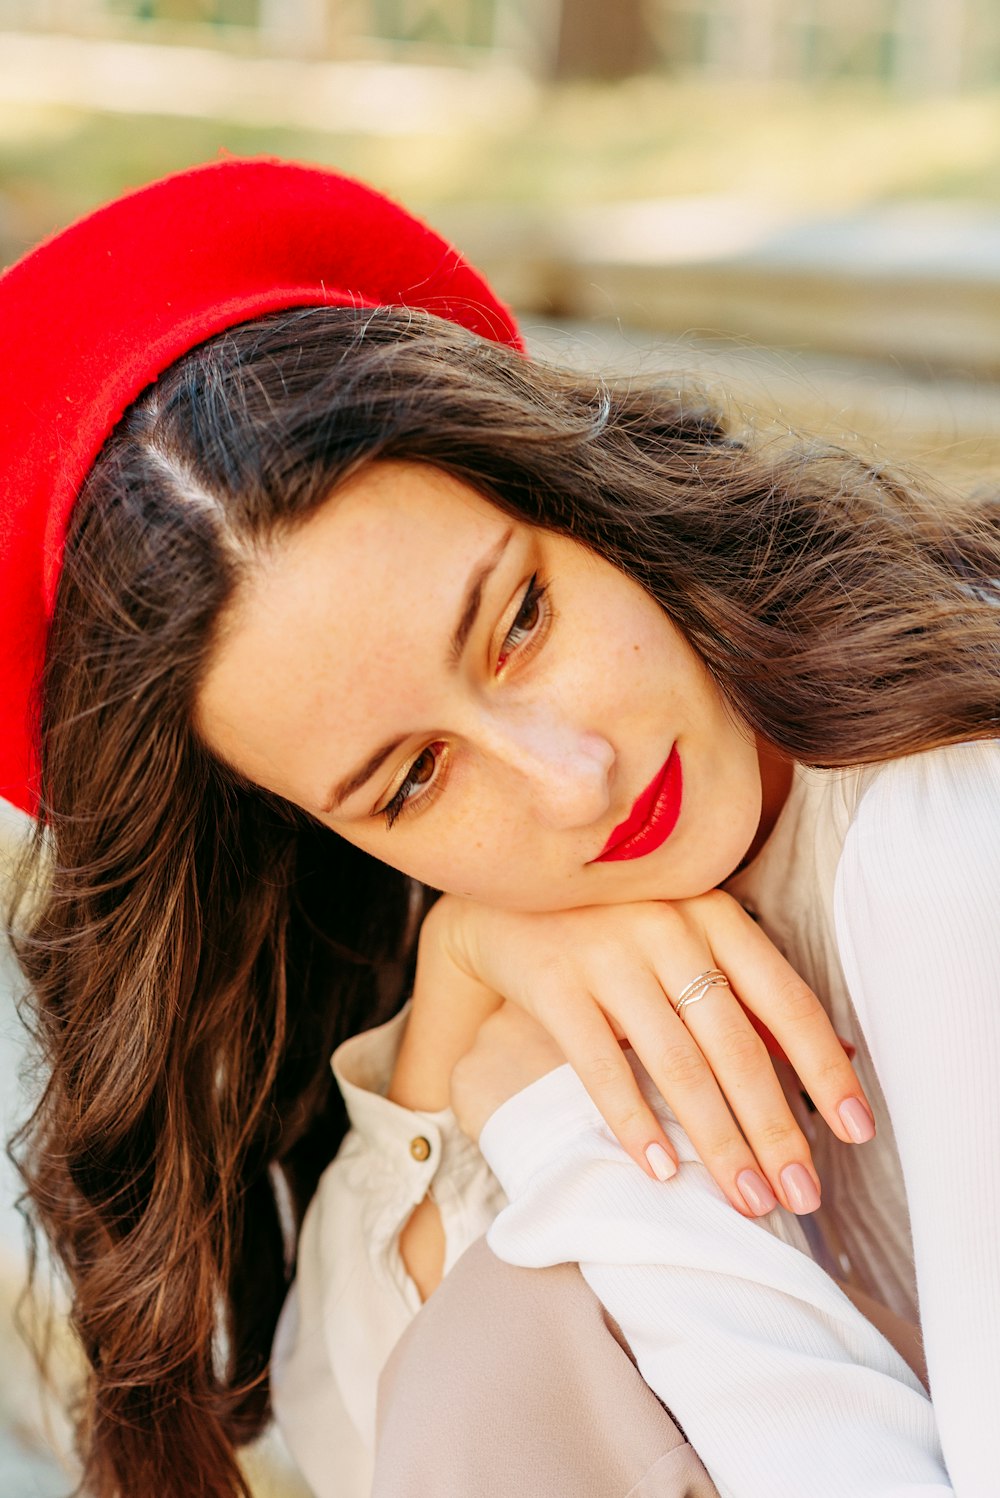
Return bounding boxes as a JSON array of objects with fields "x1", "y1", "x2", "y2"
[
  {"x1": 423, "y1": 890, "x2": 874, "y2": 1219},
  {"x1": 450, "y1": 1002, "x2": 566, "y2": 1142},
  {"x1": 387, "y1": 901, "x2": 503, "y2": 1114}
]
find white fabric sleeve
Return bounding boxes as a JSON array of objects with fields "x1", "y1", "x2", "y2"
[
  {"x1": 480, "y1": 1060, "x2": 951, "y2": 1498},
  {"x1": 270, "y1": 1009, "x2": 506, "y2": 1495},
  {"x1": 834, "y1": 741, "x2": 1000, "y2": 1498}
]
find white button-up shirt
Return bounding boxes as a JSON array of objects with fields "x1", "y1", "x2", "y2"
[{"x1": 271, "y1": 1008, "x2": 506, "y2": 1497}]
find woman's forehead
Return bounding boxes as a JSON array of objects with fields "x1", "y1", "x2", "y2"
[
  {"x1": 195, "y1": 462, "x2": 520, "y2": 799},
  {"x1": 259, "y1": 464, "x2": 518, "y2": 647},
  {"x1": 227, "y1": 462, "x2": 515, "y2": 641},
  {"x1": 317, "y1": 460, "x2": 511, "y2": 554}
]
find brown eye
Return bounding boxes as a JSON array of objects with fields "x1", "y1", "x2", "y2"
[
  {"x1": 516, "y1": 593, "x2": 541, "y2": 632},
  {"x1": 381, "y1": 742, "x2": 445, "y2": 829},
  {"x1": 410, "y1": 748, "x2": 436, "y2": 786},
  {"x1": 498, "y1": 575, "x2": 548, "y2": 672}
]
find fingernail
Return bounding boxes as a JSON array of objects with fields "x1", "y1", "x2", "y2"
[
  {"x1": 736, "y1": 1169, "x2": 778, "y2": 1216},
  {"x1": 838, "y1": 1096, "x2": 876, "y2": 1144},
  {"x1": 780, "y1": 1162, "x2": 821, "y2": 1214},
  {"x1": 645, "y1": 1142, "x2": 677, "y2": 1182}
]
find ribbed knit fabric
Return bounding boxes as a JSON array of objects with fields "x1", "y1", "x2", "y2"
[
  {"x1": 726, "y1": 757, "x2": 919, "y2": 1323},
  {"x1": 481, "y1": 1056, "x2": 950, "y2": 1498},
  {"x1": 835, "y1": 743, "x2": 1000, "y2": 1498}
]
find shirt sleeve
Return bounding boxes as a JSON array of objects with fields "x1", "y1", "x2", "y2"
[
  {"x1": 834, "y1": 740, "x2": 1000, "y2": 1497},
  {"x1": 480, "y1": 1058, "x2": 951, "y2": 1498},
  {"x1": 270, "y1": 1008, "x2": 506, "y2": 1494}
]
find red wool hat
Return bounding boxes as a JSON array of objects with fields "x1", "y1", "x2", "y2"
[{"x1": 0, "y1": 157, "x2": 522, "y2": 816}]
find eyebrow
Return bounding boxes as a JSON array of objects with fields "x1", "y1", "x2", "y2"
[
  {"x1": 320, "y1": 527, "x2": 514, "y2": 815},
  {"x1": 448, "y1": 527, "x2": 513, "y2": 666}
]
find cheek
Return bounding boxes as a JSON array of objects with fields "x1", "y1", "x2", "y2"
[
  {"x1": 551, "y1": 598, "x2": 666, "y2": 713},
  {"x1": 421, "y1": 808, "x2": 540, "y2": 899},
  {"x1": 335, "y1": 796, "x2": 535, "y2": 901},
  {"x1": 579, "y1": 581, "x2": 689, "y2": 679}
]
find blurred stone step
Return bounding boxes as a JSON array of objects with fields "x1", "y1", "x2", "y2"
[{"x1": 439, "y1": 196, "x2": 1000, "y2": 379}]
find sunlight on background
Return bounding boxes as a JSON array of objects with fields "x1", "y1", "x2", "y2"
[{"x1": 2, "y1": 3, "x2": 999, "y2": 1492}]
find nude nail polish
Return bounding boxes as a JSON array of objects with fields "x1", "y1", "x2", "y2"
[
  {"x1": 781, "y1": 1162, "x2": 821, "y2": 1214},
  {"x1": 645, "y1": 1143, "x2": 677, "y2": 1181},
  {"x1": 838, "y1": 1096, "x2": 876, "y2": 1143},
  {"x1": 737, "y1": 1169, "x2": 778, "y2": 1216}
]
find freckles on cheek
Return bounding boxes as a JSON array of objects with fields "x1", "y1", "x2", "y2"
[{"x1": 420, "y1": 833, "x2": 520, "y2": 904}]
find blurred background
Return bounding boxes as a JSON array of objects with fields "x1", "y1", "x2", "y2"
[{"x1": 2, "y1": 2, "x2": 999, "y2": 1493}]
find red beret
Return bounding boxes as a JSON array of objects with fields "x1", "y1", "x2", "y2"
[{"x1": 0, "y1": 157, "x2": 522, "y2": 816}]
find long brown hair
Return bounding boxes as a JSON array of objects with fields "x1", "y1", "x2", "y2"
[{"x1": 10, "y1": 306, "x2": 1000, "y2": 1497}]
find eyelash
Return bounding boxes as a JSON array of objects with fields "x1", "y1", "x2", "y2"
[
  {"x1": 496, "y1": 572, "x2": 548, "y2": 673},
  {"x1": 379, "y1": 574, "x2": 550, "y2": 830}
]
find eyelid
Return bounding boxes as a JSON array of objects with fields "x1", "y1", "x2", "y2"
[
  {"x1": 371, "y1": 751, "x2": 419, "y2": 820},
  {"x1": 376, "y1": 741, "x2": 448, "y2": 828},
  {"x1": 373, "y1": 566, "x2": 551, "y2": 828},
  {"x1": 495, "y1": 572, "x2": 550, "y2": 676}
]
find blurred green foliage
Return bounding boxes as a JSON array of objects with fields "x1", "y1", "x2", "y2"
[{"x1": 3, "y1": 78, "x2": 1000, "y2": 263}]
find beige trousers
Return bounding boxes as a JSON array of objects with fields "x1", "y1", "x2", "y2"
[{"x1": 373, "y1": 1237, "x2": 720, "y2": 1498}]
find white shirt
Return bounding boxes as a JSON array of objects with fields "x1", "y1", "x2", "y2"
[
  {"x1": 482, "y1": 1057, "x2": 949, "y2": 1498},
  {"x1": 728, "y1": 739, "x2": 1000, "y2": 1498},
  {"x1": 271, "y1": 1010, "x2": 506, "y2": 1495},
  {"x1": 272, "y1": 740, "x2": 1000, "y2": 1497}
]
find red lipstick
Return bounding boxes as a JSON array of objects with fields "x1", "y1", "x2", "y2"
[{"x1": 591, "y1": 746, "x2": 683, "y2": 864}]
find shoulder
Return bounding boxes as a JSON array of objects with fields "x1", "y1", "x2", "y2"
[
  {"x1": 841, "y1": 740, "x2": 1000, "y2": 908},
  {"x1": 833, "y1": 741, "x2": 1000, "y2": 1026},
  {"x1": 854, "y1": 737, "x2": 1000, "y2": 811}
]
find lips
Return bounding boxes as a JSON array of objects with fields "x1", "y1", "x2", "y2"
[{"x1": 591, "y1": 745, "x2": 683, "y2": 864}]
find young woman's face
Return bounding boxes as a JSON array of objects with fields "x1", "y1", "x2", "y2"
[{"x1": 198, "y1": 462, "x2": 784, "y2": 912}]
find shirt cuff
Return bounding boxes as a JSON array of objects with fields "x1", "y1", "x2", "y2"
[{"x1": 478, "y1": 1062, "x2": 608, "y2": 1200}]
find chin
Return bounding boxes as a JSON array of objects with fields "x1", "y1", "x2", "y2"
[{"x1": 647, "y1": 852, "x2": 750, "y2": 905}]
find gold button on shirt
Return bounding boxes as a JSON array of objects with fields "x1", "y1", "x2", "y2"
[{"x1": 409, "y1": 1135, "x2": 431, "y2": 1162}]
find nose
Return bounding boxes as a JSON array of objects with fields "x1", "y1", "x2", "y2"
[{"x1": 480, "y1": 708, "x2": 615, "y2": 831}]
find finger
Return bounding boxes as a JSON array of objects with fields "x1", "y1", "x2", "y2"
[
  {"x1": 644, "y1": 918, "x2": 825, "y2": 1214},
  {"x1": 602, "y1": 966, "x2": 794, "y2": 1216},
  {"x1": 542, "y1": 991, "x2": 681, "y2": 1183},
  {"x1": 579, "y1": 947, "x2": 778, "y2": 1213},
  {"x1": 701, "y1": 896, "x2": 876, "y2": 1149},
  {"x1": 660, "y1": 969, "x2": 822, "y2": 1216}
]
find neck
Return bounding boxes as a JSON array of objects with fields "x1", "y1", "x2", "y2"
[{"x1": 741, "y1": 741, "x2": 794, "y2": 869}]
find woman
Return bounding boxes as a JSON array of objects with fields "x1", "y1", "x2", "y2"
[
  {"x1": 258, "y1": 463, "x2": 994, "y2": 1497},
  {"x1": 2, "y1": 159, "x2": 996, "y2": 1497}
]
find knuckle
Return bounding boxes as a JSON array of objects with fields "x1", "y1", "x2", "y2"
[
  {"x1": 680, "y1": 887, "x2": 730, "y2": 923},
  {"x1": 533, "y1": 953, "x2": 575, "y2": 991},
  {"x1": 715, "y1": 1025, "x2": 768, "y2": 1074},
  {"x1": 656, "y1": 1041, "x2": 710, "y2": 1091},
  {"x1": 698, "y1": 1125, "x2": 746, "y2": 1162},
  {"x1": 754, "y1": 1118, "x2": 802, "y2": 1153},
  {"x1": 810, "y1": 1052, "x2": 855, "y2": 1089},
  {"x1": 607, "y1": 1100, "x2": 650, "y2": 1136},
  {"x1": 615, "y1": 905, "x2": 675, "y2": 952},
  {"x1": 648, "y1": 901, "x2": 684, "y2": 934},
  {"x1": 576, "y1": 1051, "x2": 626, "y2": 1093},
  {"x1": 772, "y1": 976, "x2": 820, "y2": 1023}
]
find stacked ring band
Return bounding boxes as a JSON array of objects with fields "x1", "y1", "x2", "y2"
[{"x1": 673, "y1": 968, "x2": 731, "y2": 1016}]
